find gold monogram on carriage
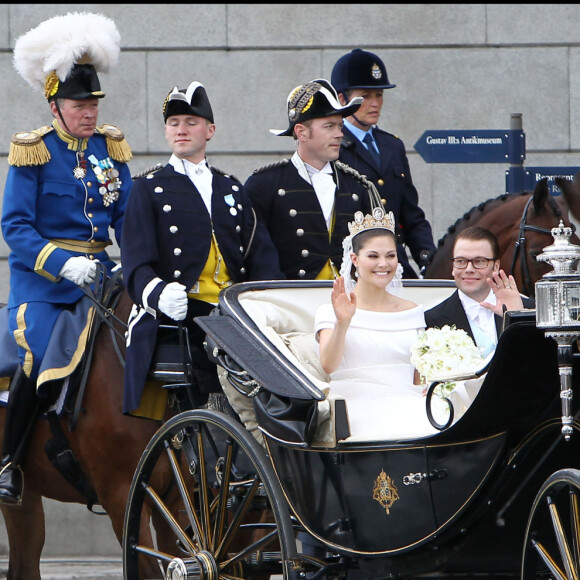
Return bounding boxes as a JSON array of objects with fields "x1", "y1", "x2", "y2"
[
  {"x1": 372, "y1": 469, "x2": 400, "y2": 515},
  {"x1": 88, "y1": 154, "x2": 122, "y2": 207}
]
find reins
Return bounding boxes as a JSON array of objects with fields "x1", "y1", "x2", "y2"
[{"x1": 509, "y1": 194, "x2": 563, "y2": 297}]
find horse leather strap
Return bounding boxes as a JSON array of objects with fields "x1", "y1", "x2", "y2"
[{"x1": 45, "y1": 410, "x2": 103, "y2": 513}]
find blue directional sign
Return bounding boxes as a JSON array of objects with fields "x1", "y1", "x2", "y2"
[
  {"x1": 523, "y1": 167, "x2": 580, "y2": 195},
  {"x1": 414, "y1": 130, "x2": 524, "y2": 164}
]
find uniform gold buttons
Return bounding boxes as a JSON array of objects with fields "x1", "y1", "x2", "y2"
[{"x1": 378, "y1": 179, "x2": 384, "y2": 186}]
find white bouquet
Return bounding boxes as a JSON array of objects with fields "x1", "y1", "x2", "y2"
[{"x1": 410, "y1": 325, "x2": 484, "y2": 398}]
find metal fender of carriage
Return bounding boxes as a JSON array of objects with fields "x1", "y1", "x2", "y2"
[{"x1": 122, "y1": 222, "x2": 580, "y2": 580}]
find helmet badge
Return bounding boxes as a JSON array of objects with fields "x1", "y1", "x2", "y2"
[{"x1": 371, "y1": 63, "x2": 383, "y2": 80}]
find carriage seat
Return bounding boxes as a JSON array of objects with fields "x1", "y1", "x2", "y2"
[{"x1": 226, "y1": 282, "x2": 457, "y2": 446}]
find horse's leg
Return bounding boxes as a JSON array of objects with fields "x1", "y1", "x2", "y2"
[{"x1": 1, "y1": 490, "x2": 44, "y2": 580}]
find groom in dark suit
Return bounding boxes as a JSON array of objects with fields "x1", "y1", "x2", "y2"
[{"x1": 424, "y1": 226, "x2": 535, "y2": 356}]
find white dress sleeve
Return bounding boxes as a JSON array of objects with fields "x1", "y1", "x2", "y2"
[{"x1": 314, "y1": 303, "x2": 336, "y2": 337}]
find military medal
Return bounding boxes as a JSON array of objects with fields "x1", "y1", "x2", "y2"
[
  {"x1": 88, "y1": 154, "x2": 122, "y2": 206},
  {"x1": 73, "y1": 151, "x2": 86, "y2": 179}
]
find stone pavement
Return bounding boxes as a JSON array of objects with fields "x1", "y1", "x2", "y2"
[
  {"x1": 0, "y1": 557, "x2": 123, "y2": 579},
  {"x1": 0, "y1": 557, "x2": 286, "y2": 579}
]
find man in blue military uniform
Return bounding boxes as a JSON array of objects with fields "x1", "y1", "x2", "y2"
[
  {"x1": 245, "y1": 79, "x2": 383, "y2": 280},
  {"x1": 121, "y1": 81, "x2": 283, "y2": 416},
  {"x1": 0, "y1": 12, "x2": 132, "y2": 505},
  {"x1": 331, "y1": 48, "x2": 436, "y2": 278}
]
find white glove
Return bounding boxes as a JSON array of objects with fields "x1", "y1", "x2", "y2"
[
  {"x1": 158, "y1": 282, "x2": 188, "y2": 321},
  {"x1": 59, "y1": 256, "x2": 98, "y2": 286}
]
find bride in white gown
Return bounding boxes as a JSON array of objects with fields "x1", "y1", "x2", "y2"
[{"x1": 315, "y1": 207, "x2": 438, "y2": 441}]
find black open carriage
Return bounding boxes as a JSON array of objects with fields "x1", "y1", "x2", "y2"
[{"x1": 122, "y1": 278, "x2": 580, "y2": 580}]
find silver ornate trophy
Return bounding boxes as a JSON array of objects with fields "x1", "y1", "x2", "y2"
[{"x1": 536, "y1": 220, "x2": 580, "y2": 440}]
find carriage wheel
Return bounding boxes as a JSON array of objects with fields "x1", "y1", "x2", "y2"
[
  {"x1": 122, "y1": 408, "x2": 301, "y2": 579},
  {"x1": 522, "y1": 468, "x2": 580, "y2": 580}
]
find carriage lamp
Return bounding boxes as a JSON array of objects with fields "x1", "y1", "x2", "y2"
[{"x1": 535, "y1": 220, "x2": 580, "y2": 440}]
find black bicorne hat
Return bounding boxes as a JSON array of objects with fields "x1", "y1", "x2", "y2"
[
  {"x1": 331, "y1": 48, "x2": 396, "y2": 93},
  {"x1": 270, "y1": 79, "x2": 362, "y2": 137},
  {"x1": 163, "y1": 81, "x2": 214, "y2": 123},
  {"x1": 46, "y1": 63, "x2": 105, "y2": 101}
]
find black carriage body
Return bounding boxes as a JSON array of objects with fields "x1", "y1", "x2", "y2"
[{"x1": 195, "y1": 280, "x2": 580, "y2": 578}]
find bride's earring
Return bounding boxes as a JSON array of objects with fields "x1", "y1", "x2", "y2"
[{"x1": 354, "y1": 268, "x2": 359, "y2": 279}]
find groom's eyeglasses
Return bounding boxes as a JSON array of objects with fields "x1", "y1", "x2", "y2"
[{"x1": 451, "y1": 257, "x2": 495, "y2": 269}]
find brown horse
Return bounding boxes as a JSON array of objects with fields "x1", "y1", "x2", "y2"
[
  {"x1": 423, "y1": 177, "x2": 580, "y2": 296},
  {"x1": 0, "y1": 288, "x2": 171, "y2": 580}
]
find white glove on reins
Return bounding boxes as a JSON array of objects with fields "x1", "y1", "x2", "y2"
[
  {"x1": 158, "y1": 282, "x2": 188, "y2": 321},
  {"x1": 59, "y1": 256, "x2": 98, "y2": 286}
]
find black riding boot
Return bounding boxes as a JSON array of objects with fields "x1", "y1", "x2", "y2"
[{"x1": 0, "y1": 366, "x2": 39, "y2": 505}]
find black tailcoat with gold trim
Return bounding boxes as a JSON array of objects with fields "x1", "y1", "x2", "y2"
[{"x1": 244, "y1": 159, "x2": 374, "y2": 279}]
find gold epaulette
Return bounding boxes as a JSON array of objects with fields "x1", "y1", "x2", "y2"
[
  {"x1": 95, "y1": 123, "x2": 133, "y2": 163},
  {"x1": 8, "y1": 126, "x2": 53, "y2": 167}
]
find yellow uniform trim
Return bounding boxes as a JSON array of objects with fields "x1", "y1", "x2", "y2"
[
  {"x1": 52, "y1": 120, "x2": 89, "y2": 151},
  {"x1": 50, "y1": 239, "x2": 111, "y2": 253},
  {"x1": 13, "y1": 304, "x2": 33, "y2": 378},
  {"x1": 128, "y1": 381, "x2": 168, "y2": 421},
  {"x1": 188, "y1": 234, "x2": 233, "y2": 303},
  {"x1": 34, "y1": 243, "x2": 59, "y2": 282},
  {"x1": 37, "y1": 306, "x2": 96, "y2": 387},
  {"x1": 316, "y1": 260, "x2": 339, "y2": 280}
]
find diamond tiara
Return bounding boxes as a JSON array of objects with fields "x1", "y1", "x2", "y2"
[{"x1": 348, "y1": 207, "x2": 396, "y2": 237}]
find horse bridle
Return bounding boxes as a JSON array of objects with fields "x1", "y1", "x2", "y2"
[{"x1": 509, "y1": 194, "x2": 571, "y2": 296}]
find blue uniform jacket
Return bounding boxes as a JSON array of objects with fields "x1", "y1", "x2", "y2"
[
  {"x1": 244, "y1": 159, "x2": 375, "y2": 279},
  {"x1": 338, "y1": 126, "x2": 436, "y2": 277},
  {"x1": 121, "y1": 163, "x2": 283, "y2": 413},
  {"x1": 2, "y1": 127, "x2": 131, "y2": 308}
]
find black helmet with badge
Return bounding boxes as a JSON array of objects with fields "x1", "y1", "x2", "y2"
[
  {"x1": 270, "y1": 78, "x2": 362, "y2": 137},
  {"x1": 163, "y1": 81, "x2": 214, "y2": 124},
  {"x1": 331, "y1": 48, "x2": 396, "y2": 94},
  {"x1": 13, "y1": 12, "x2": 121, "y2": 101}
]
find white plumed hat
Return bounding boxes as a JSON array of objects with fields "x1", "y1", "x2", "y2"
[{"x1": 13, "y1": 11, "x2": 121, "y2": 100}]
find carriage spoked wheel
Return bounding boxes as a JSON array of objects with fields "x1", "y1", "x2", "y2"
[
  {"x1": 122, "y1": 408, "x2": 301, "y2": 579},
  {"x1": 522, "y1": 468, "x2": 580, "y2": 580}
]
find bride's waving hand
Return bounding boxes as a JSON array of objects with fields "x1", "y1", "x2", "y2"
[{"x1": 318, "y1": 276, "x2": 355, "y2": 374}]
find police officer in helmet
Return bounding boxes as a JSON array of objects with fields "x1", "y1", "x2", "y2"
[{"x1": 331, "y1": 48, "x2": 436, "y2": 278}]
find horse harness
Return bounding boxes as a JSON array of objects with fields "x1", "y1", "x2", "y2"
[{"x1": 509, "y1": 193, "x2": 571, "y2": 297}]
